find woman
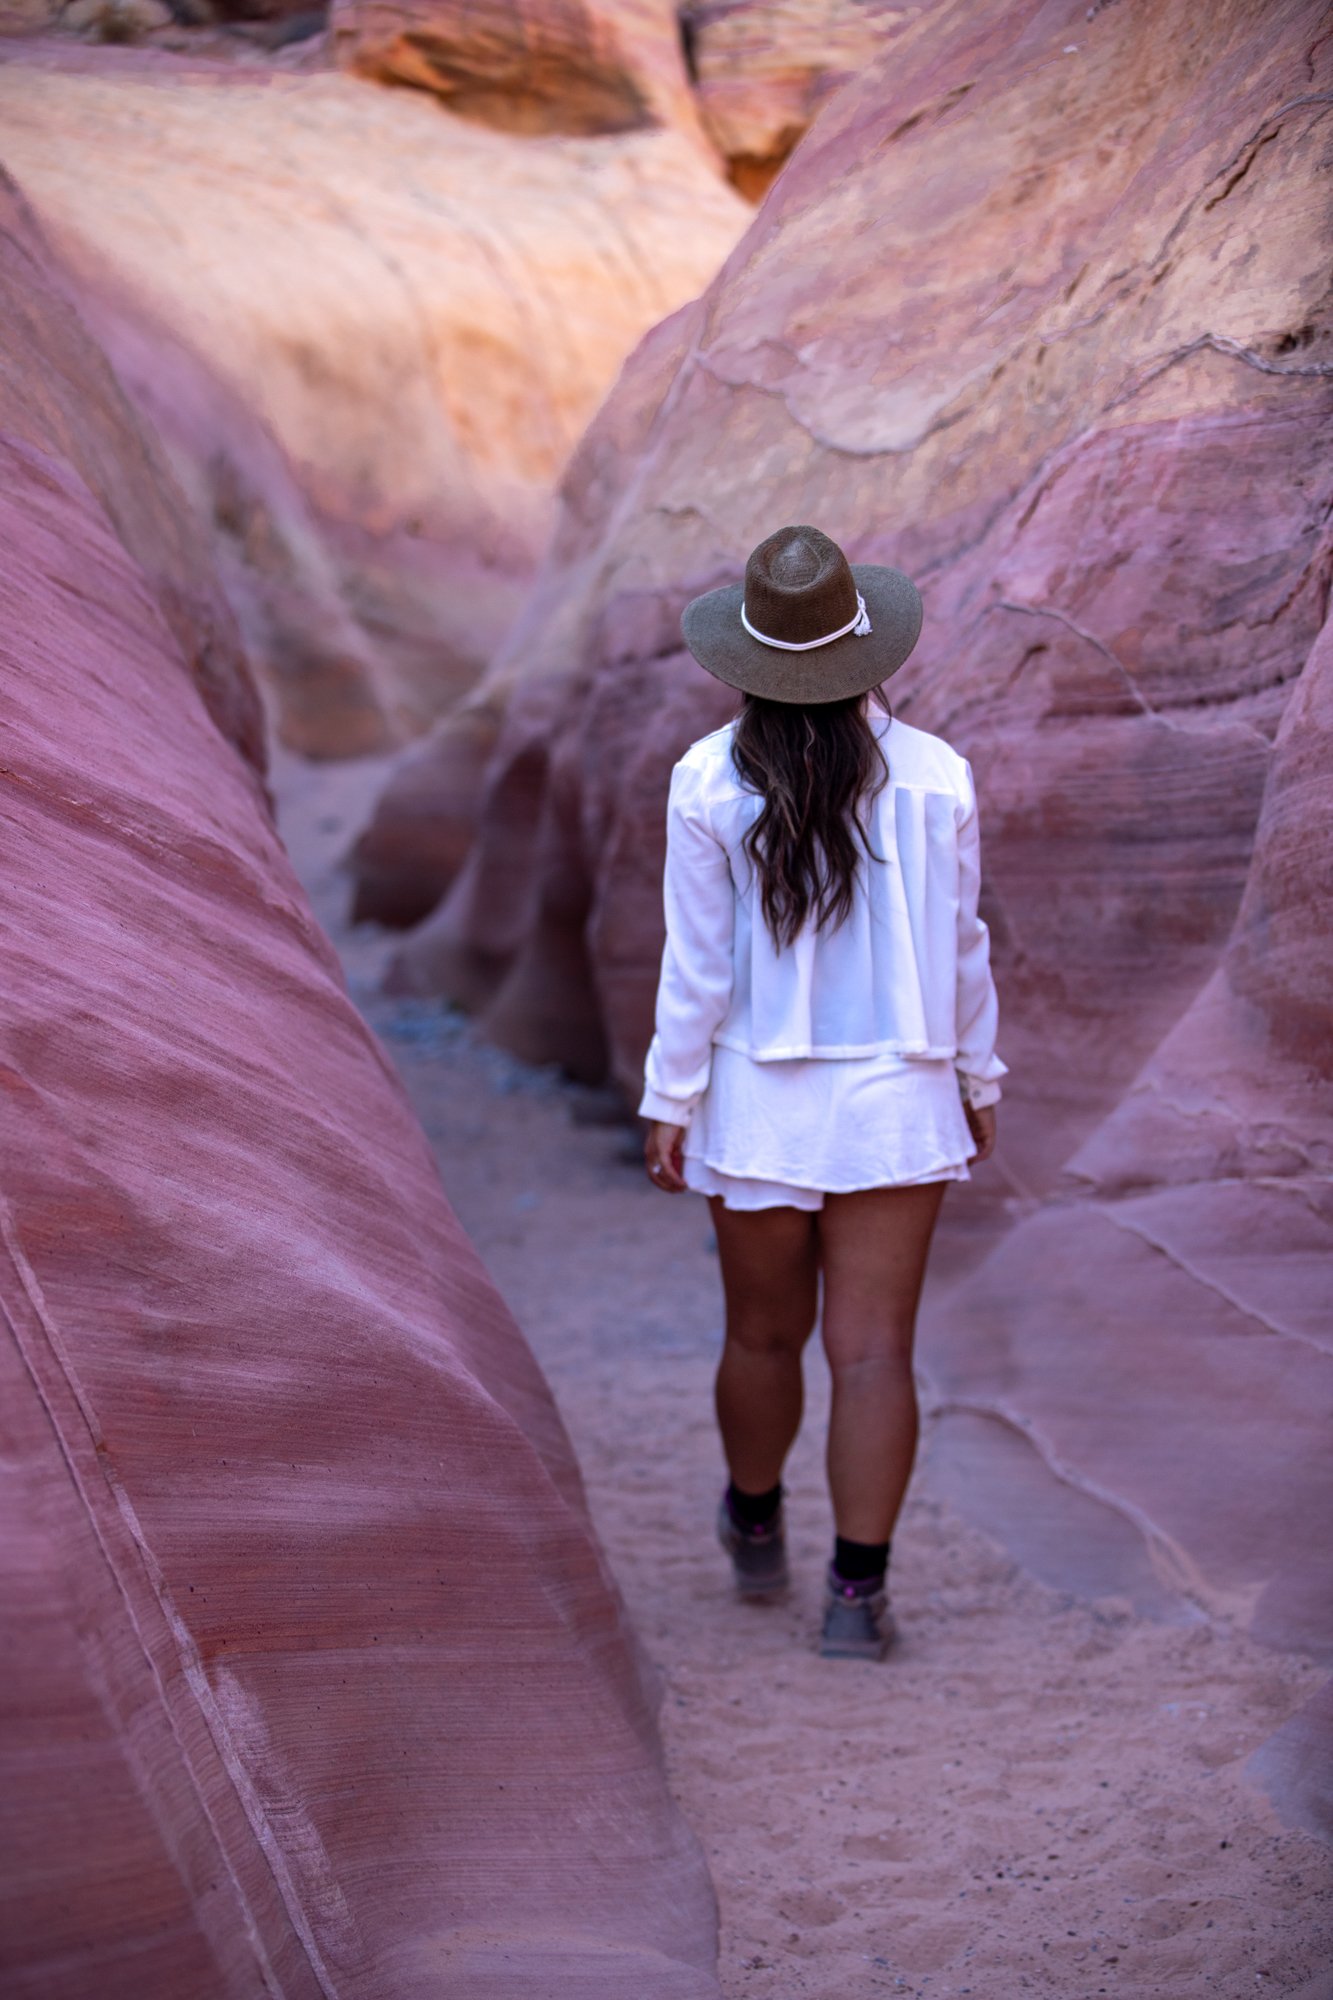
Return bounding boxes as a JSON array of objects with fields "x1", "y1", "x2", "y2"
[{"x1": 639, "y1": 524, "x2": 1006, "y2": 1661}]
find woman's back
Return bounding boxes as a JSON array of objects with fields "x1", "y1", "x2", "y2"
[{"x1": 657, "y1": 709, "x2": 998, "y2": 1076}]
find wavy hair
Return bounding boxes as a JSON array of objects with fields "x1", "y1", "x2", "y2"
[{"x1": 732, "y1": 687, "x2": 891, "y2": 949}]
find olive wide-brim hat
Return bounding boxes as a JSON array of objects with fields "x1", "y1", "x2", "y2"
[{"x1": 681, "y1": 523, "x2": 923, "y2": 704}]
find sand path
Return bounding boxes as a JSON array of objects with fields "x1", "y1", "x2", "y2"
[{"x1": 273, "y1": 746, "x2": 1333, "y2": 2000}]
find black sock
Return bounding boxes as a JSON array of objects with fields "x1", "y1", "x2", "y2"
[
  {"x1": 726, "y1": 1479, "x2": 782, "y2": 1529},
  {"x1": 833, "y1": 1535, "x2": 890, "y2": 1584}
]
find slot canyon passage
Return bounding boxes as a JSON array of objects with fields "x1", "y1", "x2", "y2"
[
  {"x1": 274, "y1": 746, "x2": 1333, "y2": 2000},
  {"x1": 3, "y1": 0, "x2": 1333, "y2": 1996}
]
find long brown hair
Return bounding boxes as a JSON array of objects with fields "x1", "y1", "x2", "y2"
[{"x1": 732, "y1": 687, "x2": 891, "y2": 948}]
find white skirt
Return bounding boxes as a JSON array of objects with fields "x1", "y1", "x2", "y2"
[{"x1": 682, "y1": 1044, "x2": 976, "y2": 1212}]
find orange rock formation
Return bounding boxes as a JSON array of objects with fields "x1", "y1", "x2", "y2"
[
  {"x1": 333, "y1": 0, "x2": 704, "y2": 139},
  {"x1": 683, "y1": 0, "x2": 921, "y2": 196}
]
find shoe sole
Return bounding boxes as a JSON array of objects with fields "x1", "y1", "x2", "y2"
[
  {"x1": 717, "y1": 1500, "x2": 789, "y2": 1598},
  {"x1": 819, "y1": 1600, "x2": 896, "y2": 1660},
  {"x1": 733, "y1": 1563, "x2": 790, "y2": 1599},
  {"x1": 818, "y1": 1630, "x2": 893, "y2": 1660}
]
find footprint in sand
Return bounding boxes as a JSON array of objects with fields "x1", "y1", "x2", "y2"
[{"x1": 777, "y1": 1887, "x2": 845, "y2": 1927}]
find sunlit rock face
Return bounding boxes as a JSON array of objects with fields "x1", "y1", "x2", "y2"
[
  {"x1": 0, "y1": 45, "x2": 744, "y2": 757},
  {"x1": 0, "y1": 170, "x2": 265, "y2": 776},
  {"x1": 379, "y1": 0, "x2": 1333, "y2": 1646},
  {"x1": 682, "y1": 0, "x2": 923, "y2": 196},
  {"x1": 0, "y1": 185, "x2": 719, "y2": 2000},
  {"x1": 333, "y1": 0, "x2": 704, "y2": 139}
]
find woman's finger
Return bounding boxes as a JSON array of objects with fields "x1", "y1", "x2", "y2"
[{"x1": 647, "y1": 1152, "x2": 686, "y2": 1191}]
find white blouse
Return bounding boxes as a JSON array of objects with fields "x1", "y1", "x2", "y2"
[{"x1": 639, "y1": 711, "x2": 1006, "y2": 1126}]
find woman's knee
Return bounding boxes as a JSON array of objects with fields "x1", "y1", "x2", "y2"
[
  {"x1": 823, "y1": 1339, "x2": 915, "y2": 1388},
  {"x1": 724, "y1": 1306, "x2": 816, "y2": 1360}
]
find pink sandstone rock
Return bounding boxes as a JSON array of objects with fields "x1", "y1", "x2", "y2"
[
  {"x1": 0, "y1": 43, "x2": 744, "y2": 757},
  {"x1": 0, "y1": 188, "x2": 719, "y2": 1999},
  {"x1": 924, "y1": 606, "x2": 1333, "y2": 1666},
  {"x1": 378, "y1": 0, "x2": 1333, "y2": 1657},
  {"x1": 332, "y1": 0, "x2": 706, "y2": 142}
]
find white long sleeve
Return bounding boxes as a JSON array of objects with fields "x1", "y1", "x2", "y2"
[
  {"x1": 639, "y1": 757, "x2": 736, "y2": 1126},
  {"x1": 953, "y1": 758, "x2": 1007, "y2": 1110}
]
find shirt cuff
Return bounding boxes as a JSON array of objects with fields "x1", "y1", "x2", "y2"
[
  {"x1": 956, "y1": 1072, "x2": 1003, "y2": 1110},
  {"x1": 638, "y1": 1084, "x2": 700, "y2": 1127}
]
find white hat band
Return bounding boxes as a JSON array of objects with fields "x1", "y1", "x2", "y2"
[{"x1": 740, "y1": 592, "x2": 872, "y2": 650}]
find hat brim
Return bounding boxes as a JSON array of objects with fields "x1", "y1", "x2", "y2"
[{"x1": 680, "y1": 563, "x2": 923, "y2": 703}]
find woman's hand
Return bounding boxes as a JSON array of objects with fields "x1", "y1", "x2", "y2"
[
  {"x1": 645, "y1": 1120, "x2": 687, "y2": 1192},
  {"x1": 964, "y1": 1102, "x2": 997, "y2": 1163}
]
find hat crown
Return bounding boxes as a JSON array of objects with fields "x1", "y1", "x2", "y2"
[{"x1": 744, "y1": 525, "x2": 858, "y2": 646}]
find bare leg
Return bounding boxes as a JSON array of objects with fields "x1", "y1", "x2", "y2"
[
  {"x1": 710, "y1": 1197, "x2": 820, "y2": 1494},
  {"x1": 817, "y1": 1182, "x2": 947, "y2": 1545}
]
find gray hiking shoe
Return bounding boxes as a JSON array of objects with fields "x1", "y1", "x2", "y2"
[
  {"x1": 819, "y1": 1568, "x2": 896, "y2": 1660},
  {"x1": 716, "y1": 1492, "x2": 789, "y2": 1598}
]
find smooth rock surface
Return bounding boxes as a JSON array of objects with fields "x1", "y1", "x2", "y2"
[
  {"x1": 927, "y1": 603, "x2": 1333, "y2": 1667},
  {"x1": 381, "y1": 0, "x2": 1333, "y2": 1655},
  {"x1": 0, "y1": 186, "x2": 719, "y2": 2000},
  {"x1": 0, "y1": 45, "x2": 744, "y2": 756}
]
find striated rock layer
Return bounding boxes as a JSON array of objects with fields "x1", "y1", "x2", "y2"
[
  {"x1": 926, "y1": 609, "x2": 1333, "y2": 1666},
  {"x1": 0, "y1": 43, "x2": 744, "y2": 757},
  {"x1": 0, "y1": 187, "x2": 719, "y2": 1999},
  {"x1": 380, "y1": 0, "x2": 1333, "y2": 1659}
]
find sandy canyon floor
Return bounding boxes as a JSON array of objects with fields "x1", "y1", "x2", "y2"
[{"x1": 273, "y1": 745, "x2": 1333, "y2": 2000}]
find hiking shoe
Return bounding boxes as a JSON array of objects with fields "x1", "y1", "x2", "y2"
[
  {"x1": 716, "y1": 1491, "x2": 789, "y2": 1598},
  {"x1": 819, "y1": 1568, "x2": 896, "y2": 1660}
]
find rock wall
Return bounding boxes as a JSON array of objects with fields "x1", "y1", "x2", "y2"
[
  {"x1": 0, "y1": 185, "x2": 719, "y2": 1999},
  {"x1": 0, "y1": 42, "x2": 744, "y2": 757},
  {"x1": 378, "y1": 0, "x2": 1333, "y2": 1650},
  {"x1": 925, "y1": 609, "x2": 1333, "y2": 1661}
]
